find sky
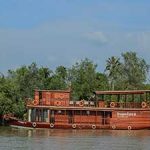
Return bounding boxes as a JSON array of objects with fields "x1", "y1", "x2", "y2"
[{"x1": 0, "y1": 0, "x2": 150, "y2": 73}]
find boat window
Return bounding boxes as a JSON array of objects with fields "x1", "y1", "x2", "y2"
[
  {"x1": 56, "y1": 110, "x2": 65, "y2": 115},
  {"x1": 36, "y1": 109, "x2": 42, "y2": 122},
  {"x1": 74, "y1": 110, "x2": 80, "y2": 115},
  {"x1": 43, "y1": 109, "x2": 48, "y2": 122},
  {"x1": 31, "y1": 108, "x2": 36, "y2": 122},
  {"x1": 90, "y1": 111, "x2": 96, "y2": 116},
  {"x1": 97, "y1": 111, "x2": 102, "y2": 116},
  {"x1": 82, "y1": 110, "x2": 89, "y2": 116}
]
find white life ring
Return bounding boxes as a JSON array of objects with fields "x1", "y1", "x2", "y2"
[
  {"x1": 128, "y1": 125, "x2": 132, "y2": 130},
  {"x1": 55, "y1": 101, "x2": 61, "y2": 106},
  {"x1": 141, "y1": 102, "x2": 147, "y2": 108},
  {"x1": 112, "y1": 125, "x2": 116, "y2": 130},
  {"x1": 110, "y1": 102, "x2": 115, "y2": 108},
  {"x1": 92, "y1": 124, "x2": 96, "y2": 129},
  {"x1": 32, "y1": 122, "x2": 37, "y2": 128},
  {"x1": 72, "y1": 124, "x2": 76, "y2": 129},
  {"x1": 50, "y1": 123, "x2": 54, "y2": 128},
  {"x1": 33, "y1": 100, "x2": 39, "y2": 105},
  {"x1": 79, "y1": 100, "x2": 84, "y2": 107}
]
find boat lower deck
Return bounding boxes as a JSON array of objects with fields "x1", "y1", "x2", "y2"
[{"x1": 9, "y1": 107, "x2": 150, "y2": 130}]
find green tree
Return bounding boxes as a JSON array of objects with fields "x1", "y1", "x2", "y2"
[
  {"x1": 0, "y1": 75, "x2": 26, "y2": 116},
  {"x1": 0, "y1": 76, "x2": 12, "y2": 115},
  {"x1": 8, "y1": 63, "x2": 39, "y2": 99},
  {"x1": 0, "y1": 63, "x2": 41, "y2": 117},
  {"x1": 49, "y1": 66, "x2": 68, "y2": 90},
  {"x1": 105, "y1": 56, "x2": 121, "y2": 90},
  {"x1": 38, "y1": 67, "x2": 53, "y2": 89},
  {"x1": 95, "y1": 72, "x2": 109, "y2": 90},
  {"x1": 69, "y1": 58, "x2": 97, "y2": 100},
  {"x1": 120, "y1": 51, "x2": 149, "y2": 89},
  {"x1": 0, "y1": 93, "x2": 12, "y2": 115}
]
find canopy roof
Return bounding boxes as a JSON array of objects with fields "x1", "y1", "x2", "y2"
[{"x1": 94, "y1": 90, "x2": 150, "y2": 95}]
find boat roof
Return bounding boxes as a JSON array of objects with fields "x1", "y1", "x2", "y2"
[
  {"x1": 94, "y1": 90, "x2": 150, "y2": 95},
  {"x1": 35, "y1": 89, "x2": 71, "y2": 93}
]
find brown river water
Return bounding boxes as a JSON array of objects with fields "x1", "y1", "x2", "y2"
[{"x1": 0, "y1": 126, "x2": 150, "y2": 150}]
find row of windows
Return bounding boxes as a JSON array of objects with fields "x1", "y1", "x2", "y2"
[{"x1": 30, "y1": 109, "x2": 112, "y2": 121}]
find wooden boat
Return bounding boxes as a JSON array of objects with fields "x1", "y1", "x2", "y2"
[{"x1": 9, "y1": 89, "x2": 150, "y2": 130}]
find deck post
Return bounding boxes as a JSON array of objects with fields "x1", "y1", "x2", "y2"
[
  {"x1": 146, "y1": 92, "x2": 147, "y2": 101},
  {"x1": 47, "y1": 109, "x2": 50, "y2": 123},
  {"x1": 125, "y1": 95, "x2": 127, "y2": 107},
  {"x1": 117, "y1": 95, "x2": 120, "y2": 102},
  {"x1": 28, "y1": 109, "x2": 31, "y2": 122}
]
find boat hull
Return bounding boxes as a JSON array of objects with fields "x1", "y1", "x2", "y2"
[{"x1": 9, "y1": 120, "x2": 150, "y2": 130}]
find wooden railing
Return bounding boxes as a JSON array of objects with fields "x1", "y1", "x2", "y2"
[
  {"x1": 108, "y1": 102, "x2": 149, "y2": 108},
  {"x1": 26, "y1": 98, "x2": 150, "y2": 109},
  {"x1": 115, "y1": 102, "x2": 142, "y2": 108}
]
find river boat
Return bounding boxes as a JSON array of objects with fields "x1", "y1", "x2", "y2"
[{"x1": 9, "y1": 89, "x2": 150, "y2": 130}]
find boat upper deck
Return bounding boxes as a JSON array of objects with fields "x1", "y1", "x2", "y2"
[{"x1": 26, "y1": 89, "x2": 150, "y2": 109}]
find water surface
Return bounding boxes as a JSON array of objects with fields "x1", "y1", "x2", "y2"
[{"x1": 0, "y1": 126, "x2": 150, "y2": 150}]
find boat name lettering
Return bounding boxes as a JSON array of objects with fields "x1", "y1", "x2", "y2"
[{"x1": 117, "y1": 112, "x2": 136, "y2": 117}]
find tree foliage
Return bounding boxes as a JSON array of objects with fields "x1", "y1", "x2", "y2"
[
  {"x1": 49, "y1": 66, "x2": 68, "y2": 90},
  {"x1": 0, "y1": 51, "x2": 149, "y2": 117},
  {"x1": 69, "y1": 58, "x2": 105, "y2": 99},
  {"x1": 105, "y1": 52, "x2": 149, "y2": 90},
  {"x1": 120, "y1": 52, "x2": 149, "y2": 89},
  {"x1": 105, "y1": 56, "x2": 121, "y2": 90}
]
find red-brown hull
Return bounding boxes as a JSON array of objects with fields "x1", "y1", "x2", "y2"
[{"x1": 9, "y1": 120, "x2": 150, "y2": 130}]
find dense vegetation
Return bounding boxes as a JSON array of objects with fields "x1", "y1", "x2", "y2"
[{"x1": 0, "y1": 51, "x2": 150, "y2": 118}]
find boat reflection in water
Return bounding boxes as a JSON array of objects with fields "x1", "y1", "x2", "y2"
[
  {"x1": 9, "y1": 127, "x2": 150, "y2": 138},
  {"x1": 1, "y1": 127, "x2": 150, "y2": 150}
]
